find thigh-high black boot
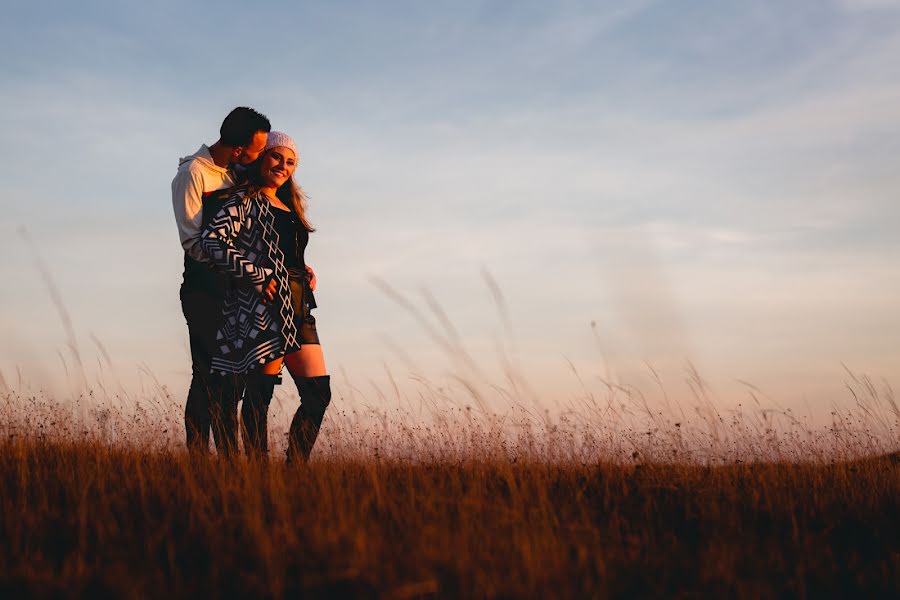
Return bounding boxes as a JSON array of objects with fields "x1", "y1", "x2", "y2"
[
  {"x1": 209, "y1": 374, "x2": 242, "y2": 458},
  {"x1": 241, "y1": 373, "x2": 281, "y2": 459},
  {"x1": 286, "y1": 375, "x2": 331, "y2": 463}
]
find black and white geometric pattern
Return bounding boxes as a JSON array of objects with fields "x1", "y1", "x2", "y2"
[{"x1": 200, "y1": 186, "x2": 301, "y2": 374}]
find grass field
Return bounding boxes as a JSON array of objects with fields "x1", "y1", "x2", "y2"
[
  {"x1": 1, "y1": 372, "x2": 898, "y2": 598},
  {"x1": 1, "y1": 439, "x2": 897, "y2": 599}
]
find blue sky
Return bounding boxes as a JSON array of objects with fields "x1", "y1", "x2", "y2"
[{"x1": 1, "y1": 0, "x2": 898, "y2": 416}]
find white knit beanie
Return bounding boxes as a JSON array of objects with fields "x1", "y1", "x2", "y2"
[{"x1": 264, "y1": 130, "x2": 298, "y2": 158}]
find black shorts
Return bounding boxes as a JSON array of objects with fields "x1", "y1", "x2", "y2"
[{"x1": 287, "y1": 269, "x2": 320, "y2": 345}]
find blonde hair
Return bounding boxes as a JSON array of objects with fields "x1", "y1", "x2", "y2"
[{"x1": 276, "y1": 177, "x2": 314, "y2": 233}]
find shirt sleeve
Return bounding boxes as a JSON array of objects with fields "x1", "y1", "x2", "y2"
[
  {"x1": 200, "y1": 193, "x2": 273, "y2": 292},
  {"x1": 171, "y1": 169, "x2": 207, "y2": 262}
]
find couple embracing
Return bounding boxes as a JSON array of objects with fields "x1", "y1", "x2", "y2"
[{"x1": 171, "y1": 107, "x2": 330, "y2": 462}]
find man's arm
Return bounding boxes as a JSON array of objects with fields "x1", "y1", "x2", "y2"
[{"x1": 171, "y1": 169, "x2": 207, "y2": 262}]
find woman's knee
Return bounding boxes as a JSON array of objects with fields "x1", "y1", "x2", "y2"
[{"x1": 285, "y1": 346, "x2": 326, "y2": 377}]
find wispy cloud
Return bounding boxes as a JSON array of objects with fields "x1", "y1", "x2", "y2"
[{"x1": 1, "y1": 1, "x2": 898, "y2": 407}]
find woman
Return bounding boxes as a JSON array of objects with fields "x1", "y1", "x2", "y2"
[{"x1": 200, "y1": 131, "x2": 330, "y2": 462}]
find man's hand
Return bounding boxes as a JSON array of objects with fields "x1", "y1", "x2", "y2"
[
  {"x1": 261, "y1": 277, "x2": 277, "y2": 303},
  {"x1": 306, "y1": 264, "x2": 317, "y2": 291}
]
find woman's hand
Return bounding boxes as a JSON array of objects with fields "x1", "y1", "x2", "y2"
[
  {"x1": 306, "y1": 264, "x2": 317, "y2": 291},
  {"x1": 261, "y1": 276, "x2": 277, "y2": 303}
]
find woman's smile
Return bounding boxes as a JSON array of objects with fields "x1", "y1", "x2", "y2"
[{"x1": 260, "y1": 147, "x2": 297, "y2": 188}]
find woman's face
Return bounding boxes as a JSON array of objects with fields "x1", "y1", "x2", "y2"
[{"x1": 258, "y1": 146, "x2": 297, "y2": 188}]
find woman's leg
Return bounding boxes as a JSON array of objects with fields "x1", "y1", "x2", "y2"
[
  {"x1": 262, "y1": 358, "x2": 285, "y2": 375},
  {"x1": 285, "y1": 345, "x2": 326, "y2": 378},
  {"x1": 284, "y1": 346, "x2": 330, "y2": 463},
  {"x1": 240, "y1": 358, "x2": 284, "y2": 459}
]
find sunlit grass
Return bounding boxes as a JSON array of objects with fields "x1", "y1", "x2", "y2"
[{"x1": 0, "y1": 369, "x2": 897, "y2": 598}]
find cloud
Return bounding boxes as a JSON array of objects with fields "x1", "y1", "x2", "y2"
[{"x1": 1, "y1": 1, "x2": 899, "y2": 408}]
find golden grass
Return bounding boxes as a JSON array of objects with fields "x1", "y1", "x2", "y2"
[
  {"x1": 1, "y1": 374, "x2": 898, "y2": 599},
  {"x1": 1, "y1": 439, "x2": 897, "y2": 598}
]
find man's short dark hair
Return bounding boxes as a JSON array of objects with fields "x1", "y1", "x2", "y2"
[{"x1": 219, "y1": 107, "x2": 271, "y2": 147}]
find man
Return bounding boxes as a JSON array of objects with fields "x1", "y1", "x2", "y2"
[{"x1": 171, "y1": 107, "x2": 270, "y2": 454}]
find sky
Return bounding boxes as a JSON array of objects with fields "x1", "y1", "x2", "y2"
[{"x1": 0, "y1": 0, "x2": 898, "y2": 421}]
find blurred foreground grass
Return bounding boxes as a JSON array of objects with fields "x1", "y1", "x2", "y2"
[
  {"x1": 0, "y1": 406, "x2": 898, "y2": 598},
  {"x1": 1, "y1": 365, "x2": 898, "y2": 598}
]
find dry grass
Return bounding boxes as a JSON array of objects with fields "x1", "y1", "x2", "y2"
[
  {"x1": 1, "y1": 372, "x2": 898, "y2": 599},
  {"x1": 9, "y1": 213, "x2": 899, "y2": 597}
]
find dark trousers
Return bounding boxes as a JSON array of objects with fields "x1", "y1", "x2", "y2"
[{"x1": 180, "y1": 281, "x2": 241, "y2": 455}]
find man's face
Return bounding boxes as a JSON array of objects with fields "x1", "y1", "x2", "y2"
[{"x1": 234, "y1": 130, "x2": 268, "y2": 166}]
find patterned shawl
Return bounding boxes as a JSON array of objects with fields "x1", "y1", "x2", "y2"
[{"x1": 200, "y1": 185, "x2": 300, "y2": 374}]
